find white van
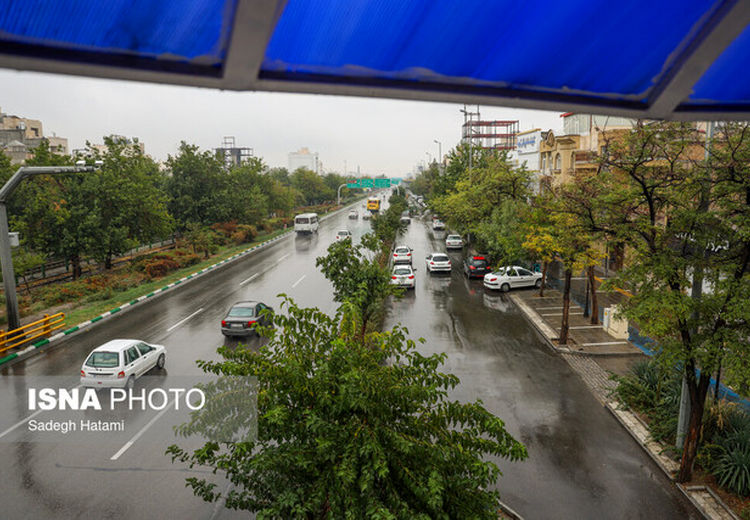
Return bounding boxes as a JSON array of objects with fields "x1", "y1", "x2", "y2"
[{"x1": 294, "y1": 213, "x2": 319, "y2": 234}]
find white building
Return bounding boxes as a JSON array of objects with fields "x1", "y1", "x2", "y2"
[
  {"x1": 516, "y1": 128, "x2": 542, "y2": 192},
  {"x1": 288, "y1": 147, "x2": 320, "y2": 174}
]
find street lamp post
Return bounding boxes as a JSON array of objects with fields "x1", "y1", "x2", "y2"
[
  {"x1": 433, "y1": 139, "x2": 442, "y2": 170},
  {"x1": 0, "y1": 165, "x2": 98, "y2": 330}
]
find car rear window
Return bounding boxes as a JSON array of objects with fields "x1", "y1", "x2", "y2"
[
  {"x1": 295, "y1": 217, "x2": 309, "y2": 224},
  {"x1": 338, "y1": 230, "x2": 350, "y2": 235},
  {"x1": 471, "y1": 258, "x2": 488, "y2": 267},
  {"x1": 447, "y1": 235, "x2": 461, "y2": 240},
  {"x1": 229, "y1": 306, "x2": 255, "y2": 317},
  {"x1": 433, "y1": 254, "x2": 449, "y2": 262},
  {"x1": 86, "y1": 351, "x2": 119, "y2": 368},
  {"x1": 395, "y1": 247, "x2": 409, "y2": 253},
  {"x1": 394, "y1": 268, "x2": 411, "y2": 275}
]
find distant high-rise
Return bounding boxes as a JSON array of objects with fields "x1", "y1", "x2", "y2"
[{"x1": 289, "y1": 147, "x2": 320, "y2": 174}]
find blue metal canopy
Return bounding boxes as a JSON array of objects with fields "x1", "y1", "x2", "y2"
[{"x1": 1, "y1": 0, "x2": 749, "y2": 119}]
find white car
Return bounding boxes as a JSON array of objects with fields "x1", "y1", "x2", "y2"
[
  {"x1": 392, "y1": 245, "x2": 413, "y2": 264},
  {"x1": 425, "y1": 253, "x2": 451, "y2": 273},
  {"x1": 362, "y1": 212, "x2": 371, "y2": 220},
  {"x1": 391, "y1": 265, "x2": 416, "y2": 289},
  {"x1": 335, "y1": 229, "x2": 352, "y2": 241},
  {"x1": 432, "y1": 220, "x2": 445, "y2": 230},
  {"x1": 80, "y1": 339, "x2": 166, "y2": 389},
  {"x1": 445, "y1": 234, "x2": 464, "y2": 249},
  {"x1": 483, "y1": 266, "x2": 543, "y2": 292},
  {"x1": 348, "y1": 210, "x2": 358, "y2": 219}
]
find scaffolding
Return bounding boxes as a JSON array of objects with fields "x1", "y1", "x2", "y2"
[
  {"x1": 460, "y1": 106, "x2": 518, "y2": 151},
  {"x1": 214, "y1": 136, "x2": 253, "y2": 168}
]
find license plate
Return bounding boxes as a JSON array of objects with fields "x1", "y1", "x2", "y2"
[{"x1": 231, "y1": 323, "x2": 242, "y2": 329}]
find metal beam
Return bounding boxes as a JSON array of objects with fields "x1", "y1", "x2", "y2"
[
  {"x1": 222, "y1": 0, "x2": 287, "y2": 89},
  {"x1": 647, "y1": 0, "x2": 750, "y2": 119}
]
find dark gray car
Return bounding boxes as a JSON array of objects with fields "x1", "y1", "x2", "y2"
[{"x1": 221, "y1": 301, "x2": 273, "y2": 337}]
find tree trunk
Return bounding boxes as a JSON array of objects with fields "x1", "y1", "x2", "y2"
[
  {"x1": 559, "y1": 268, "x2": 572, "y2": 345},
  {"x1": 539, "y1": 261, "x2": 548, "y2": 297},
  {"x1": 588, "y1": 265, "x2": 599, "y2": 325},
  {"x1": 677, "y1": 370, "x2": 711, "y2": 482},
  {"x1": 105, "y1": 250, "x2": 113, "y2": 270},
  {"x1": 71, "y1": 255, "x2": 82, "y2": 279}
]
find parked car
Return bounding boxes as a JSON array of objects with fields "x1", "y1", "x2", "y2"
[
  {"x1": 335, "y1": 229, "x2": 352, "y2": 241},
  {"x1": 391, "y1": 265, "x2": 416, "y2": 289},
  {"x1": 221, "y1": 301, "x2": 274, "y2": 337},
  {"x1": 80, "y1": 339, "x2": 166, "y2": 389},
  {"x1": 425, "y1": 252, "x2": 451, "y2": 273},
  {"x1": 463, "y1": 255, "x2": 491, "y2": 278},
  {"x1": 445, "y1": 234, "x2": 464, "y2": 249},
  {"x1": 348, "y1": 210, "x2": 358, "y2": 219},
  {"x1": 392, "y1": 245, "x2": 413, "y2": 264},
  {"x1": 432, "y1": 219, "x2": 445, "y2": 230},
  {"x1": 483, "y1": 266, "x2": 543, "y2": 292}
]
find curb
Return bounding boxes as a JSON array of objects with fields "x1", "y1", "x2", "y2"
[{"x1": 0, "y1": 201, "x2": 360, "y2": 369}]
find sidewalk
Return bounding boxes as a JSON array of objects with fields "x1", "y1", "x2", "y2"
[{"x1": 509, "y1": 288, "x2": 738, "y2": 520}]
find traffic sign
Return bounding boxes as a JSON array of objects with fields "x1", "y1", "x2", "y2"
[
  {"x1": 374, "y1": 178, "x2": 390, "y2": 188},
  {"x1": 391, "y1": 177, "x2": 401, "y2": 185},
  {"x1": 360, "y1": 178, "x2": 374, "y2": 188},
  {"x1": 346, "y1": 179, "x2": 360, "y2": 188}
]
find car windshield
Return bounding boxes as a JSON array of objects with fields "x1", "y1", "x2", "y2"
[
  {"x1": 493, "y1": 267, "x2": 507, "y2": 275},
  {"x1": 394, "y1": 268, "x2": 411, "y2": 275},
  {"x1": 433, "y1": 255, "x2": 449, "y2": 262},
  {"x1": 228, "y1": 306, "x2": 255, "y2": 317},
  {"x1": 86, "y1": 351, "x2": 119, "y2": 368},
  {"x1": 295, "y1": 217, "x2": 309, "y2": 224}
]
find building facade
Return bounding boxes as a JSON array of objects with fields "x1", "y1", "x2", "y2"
[
  {"x1": 0, "y1": 107, "x2": 68, "y2": 163},
  {"x1": 515, "y1": 128, "x2": 542, "y2": 192}
]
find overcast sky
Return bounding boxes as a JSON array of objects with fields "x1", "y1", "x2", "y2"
[{"x1": 0, "y1": 69, "x2": 564, "y2": 177}]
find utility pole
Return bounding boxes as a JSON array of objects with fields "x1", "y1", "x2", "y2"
[{"x1": 0, "y1": 164, "x2": 99, "y2": 330}]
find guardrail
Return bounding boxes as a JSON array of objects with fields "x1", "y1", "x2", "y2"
[{"x1": 0, "y1": 312, "x2": 65, "y2": 354}]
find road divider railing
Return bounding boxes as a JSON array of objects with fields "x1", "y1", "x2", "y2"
[{"x1": 0, "y1": 312, "x2": 65, "y2": 354}]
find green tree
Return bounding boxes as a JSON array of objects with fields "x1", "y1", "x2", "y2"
[
  {"x1": 168, "y1": 298, "x2": 527, "y2": 518},
  {"x1": 166, "y1": 142, "x2": 227, "y2": 229},
  {"x1": 184, "y1": 222, "x2": 218, "y2": 259},
  {"x1": 583, "y1": 121, "x2": 750, "y2": 482},
  {"x1": 316, "y1": 233, "x2": 397, "y2": 338},
  {"x1": 291, "y1": 168, "x2": 333, "y2": 205}
]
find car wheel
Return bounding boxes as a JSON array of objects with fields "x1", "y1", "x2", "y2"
[
  {"x1": 156, "y1": 353, "x2": 165, "y2": 369},
  {"x1": 535, "y1": 279, "x2": 542, "y2": 288},
  {"x1": 501, "y1": 283, "x2": 510, "y2": 293},
  {"x1": 126, "y1": 375, "x2": 135, "y2": 390}
]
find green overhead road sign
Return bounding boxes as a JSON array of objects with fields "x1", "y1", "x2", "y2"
[
  {"x1": 360, "y1": 178, "x2": 374, "y2": 188},
  {"x1": 391, "y1": 178, "x2": 401, "y2": 185},
  {"x1": 346, "y1": 179, "x2": 360, "y2": 188},
  {"x1": 374, "y1": 178, "x2": 390, "y2": 188}
]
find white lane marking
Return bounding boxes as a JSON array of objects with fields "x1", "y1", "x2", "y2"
[
  {"x1": 565, "y1": 325, "x2": 604, "y2": 329},
  {"x1": 291, "y1": 275, "x2": 306, "y2": 288},
  {"x1": 240, "y1": 273, "x2": 259, "y2": 286},
  {"x1": 541, "y1": 312, "x2": 584, "y2": 317},
  {"x1": 110, "y1": 399, "x2": 175, "y2": 461},
  {"x1": 277, "y1": 253, "x2": 290, "y2": 262},
  {"x1": 166, "y1": 308, "x2": 204, "y2": 332},
  {"x1": 0, "y1": 383, "x2": 82, "y2": 440},
  {"x1": 536, "y1": 306, "x2": 564, "y2": 310},
  {"x1": 580, "y1": 341, "x2": 630, "y2": 346}
]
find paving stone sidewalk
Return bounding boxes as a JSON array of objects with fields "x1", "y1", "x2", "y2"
[{"x1": 509, "y1": 288, "x2": 739, "y2": 520}]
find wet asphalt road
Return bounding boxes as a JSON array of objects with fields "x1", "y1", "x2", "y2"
[{"x1": 0, "y1": 201, "x2": 697, "y2": 519}]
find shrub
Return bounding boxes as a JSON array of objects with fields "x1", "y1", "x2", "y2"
[
  {"x1": 714, "y1": 445, "x2": 750, "y2": 496},
  {"x1": 144, "y1": 258, "x2": 180, "y2": 278},
  {"x1": 231, "y1": 224, "x2": 258, "y2": 244}
]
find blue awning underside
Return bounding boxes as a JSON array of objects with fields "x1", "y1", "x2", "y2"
[{"x1": 1, "y1": 0, "x2": 750, "y2": 119}]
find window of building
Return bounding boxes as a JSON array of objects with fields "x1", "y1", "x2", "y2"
[{"x1": 554, "y1": 153, "x2": 561, "y2": 171}]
